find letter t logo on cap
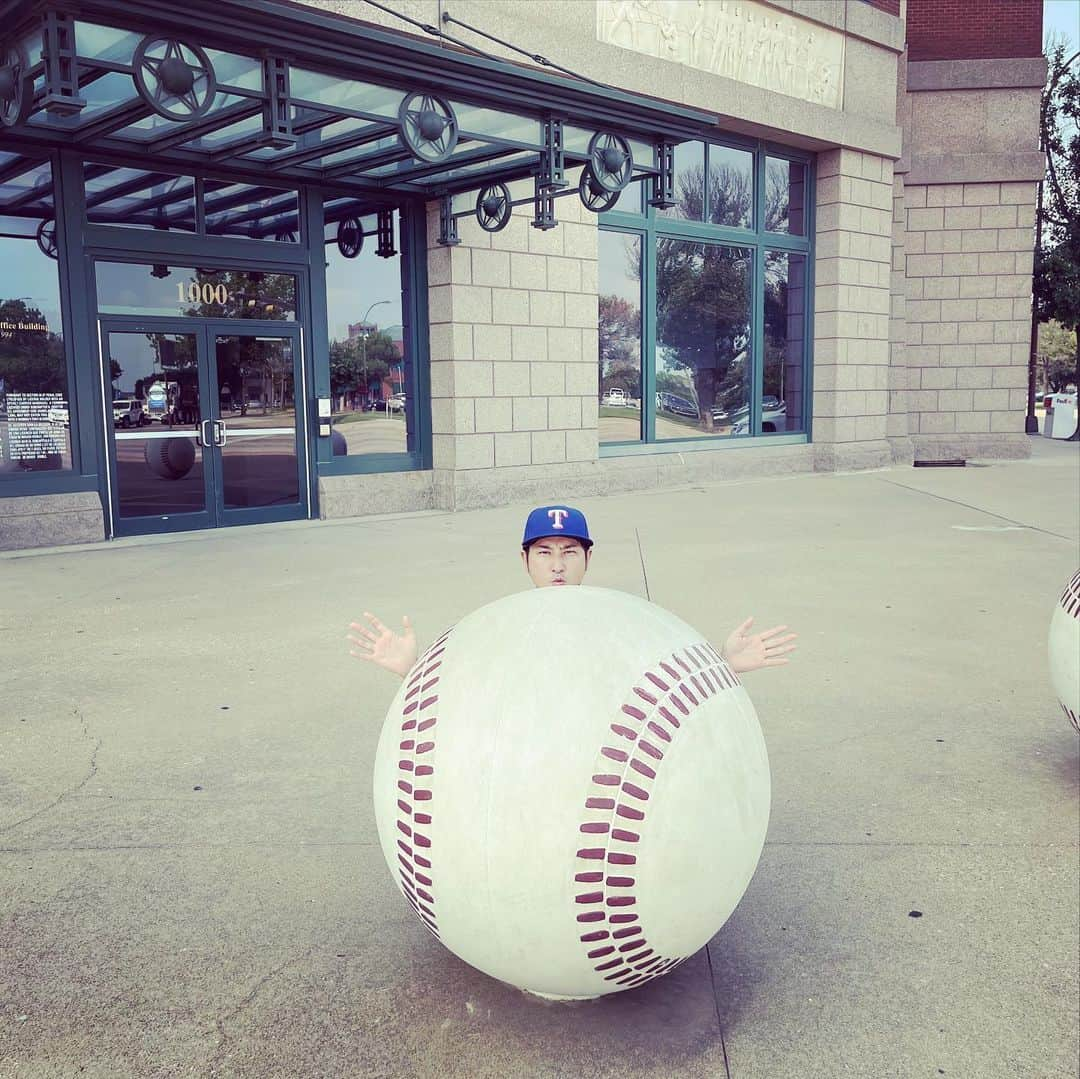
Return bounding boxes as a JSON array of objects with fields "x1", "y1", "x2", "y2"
[{"x1": 548, "y1": 508, "x2": 569, "y2": 530}]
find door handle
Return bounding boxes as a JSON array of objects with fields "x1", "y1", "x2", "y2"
[
  {"x1": 197, "y1": 419, "x2": 212, "y2": 447},
  {"x1": 214, "y1": 420, "x2": 227, "y2": 447}
]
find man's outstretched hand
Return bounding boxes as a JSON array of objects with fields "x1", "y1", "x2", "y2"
[
  {"x1": 348, "y1": 612, "x2": 418, "y2": 678},
  {"x1": 721, "y1": 617, "x2": 797, "y2": 674}
]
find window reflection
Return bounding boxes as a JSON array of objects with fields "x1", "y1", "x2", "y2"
[
  {"x1": 0, "y1": 158, "x2": 71, "y2": 474},
  {"x1": 761, "y1": 252, "x2": 806, "y2": 435},
  {"x1": 655, "y1": 241, "x2": 751, "y2": 440},
  {"x1": 708, "y1": 146, "x2": 753, "y2": 229},
  {"x1": 765, "y1": 157, "x2": 806, "y2": 235},
  {"x1": 204, "y1": 183, "x2": 300, "y2": 241},
  {"x1": 85, "y1": 164, "x2": 197, "y2": 232},
  {"x1": 658, "y1": 141, "x2": 705, "y2": 221},
  {"x1": 96, "y1": 263, "x2": 297, "y2": 320},
  {"x1": 598, "y1": 230, "x2": 643, "y2": 444},
  {"x1": 323, "y1": 203, "x2": 411, "y2": 457}
]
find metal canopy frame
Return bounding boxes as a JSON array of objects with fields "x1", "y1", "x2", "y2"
[{"x1": 0, "y1": 0, "x2": 712, "y2": 238}]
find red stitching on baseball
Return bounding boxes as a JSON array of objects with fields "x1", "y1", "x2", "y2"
[
  {"x1": 572, "y1": 649, "x2": 741, "y2": 992},
  {"x1": 657, "y1": 705, "x2": 680, "y2": 728}
]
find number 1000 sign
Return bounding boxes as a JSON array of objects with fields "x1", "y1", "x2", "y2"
[{"x1": 178, "y1": 281, "x2": 230, "y2": 305}]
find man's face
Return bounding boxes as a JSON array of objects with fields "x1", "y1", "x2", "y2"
[{"x1": 522, "y1": 537, "x2": 591, "y2": 588}]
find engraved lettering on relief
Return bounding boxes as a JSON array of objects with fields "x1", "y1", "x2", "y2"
[{"x1": 596, "y1": 0, "x2": 845, "y2": 110}]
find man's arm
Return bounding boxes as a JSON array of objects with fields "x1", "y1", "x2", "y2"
[
  {"x1": 721, "y1": 617, "x2": 797, "y2": 674},
  {"x1": 347, "y1": 612, "x2": 418, "y2": 679}
]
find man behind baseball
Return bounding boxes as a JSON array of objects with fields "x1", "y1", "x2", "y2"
[{"x1": 348, "y1": 504, "x2": 796, "y2": 678}]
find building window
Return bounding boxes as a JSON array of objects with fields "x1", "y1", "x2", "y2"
[
  {"x1": 0, "y1": 157, "x2": 72, "y2": 476},
  {"x1": 598, "y1": 231, "x2": 643, "y2": 442},
  {"x1": 322, "y1": 203, "x2": 413, "y2": 459},
  {"x1": 598, "y1": 138, "x2": 812, "y2": 447},
  {"x1": 656, "y1": 241, "x2": 752, "y2": 440}
]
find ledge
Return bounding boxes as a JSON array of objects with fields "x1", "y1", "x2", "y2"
[
  {"x1": 907, "y1": 57, "x2": 1048, "y2": 93},
  {"x1": 906, "y1": 151, "x2": 1046, "y2": 186}
]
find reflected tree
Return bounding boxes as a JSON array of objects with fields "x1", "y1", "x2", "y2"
[
  {"x1": 329, "y1": 330, "x2": 399, "y2": 407},
  {"x1": 653, "y1": 241, "x2": 751, "y2": 427},
  {"x1": 180, "y1": 271, "x2": 294, "y2": 320},
  {"x1": 598, "y1": 293, "x2": 641, "y2": 399}
]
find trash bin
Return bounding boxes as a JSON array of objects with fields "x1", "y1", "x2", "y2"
[{"x1": 1045, "y1": 393, "x2": 1079, "y2": 439}]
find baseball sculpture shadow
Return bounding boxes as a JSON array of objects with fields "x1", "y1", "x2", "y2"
[{"x1": 389, "y1": 930, "x2": 759, "y2": 1069}]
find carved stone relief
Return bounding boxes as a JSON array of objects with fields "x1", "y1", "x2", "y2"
[{"x1": 596, "y1": 0, "x2": 845, "y2": 111}]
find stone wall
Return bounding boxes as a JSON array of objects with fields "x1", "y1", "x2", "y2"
[
  {"x1": 902, "y1": 180, "x2": 1037, "y2": 457},
  {"x1": 0, "y1": 493, "x2": 105, "y2": 551}
]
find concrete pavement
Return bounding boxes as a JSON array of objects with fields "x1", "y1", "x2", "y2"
[{"x1": 1, "y1": 437, "x2": 1078, "y2": 1078}]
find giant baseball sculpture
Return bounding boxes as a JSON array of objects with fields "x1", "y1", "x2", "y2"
[
  {"x1": 1049, "y1": 570, "x2": 1080, "y2": 733},
  {"x1": 373, "y1": 586, "x2": 771, "y2": 999}
]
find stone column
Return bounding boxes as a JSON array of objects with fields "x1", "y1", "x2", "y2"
[
  {"x1": 425, "y1": 192, "x2": 601, "y2": 510},
  {"x1": 813, "y1": 148, "x2": 896, "y2": 471},
  {"x1": 887, "y1": 168, "x2": 913, "y2": 462}
]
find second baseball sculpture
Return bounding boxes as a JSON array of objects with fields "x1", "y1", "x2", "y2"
[{"x1": 372, "y1": 587, "x2": 771, "y2": 999}]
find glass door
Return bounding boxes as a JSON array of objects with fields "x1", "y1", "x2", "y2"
[
  {"x1": 99, "y1": 320, "x2": 307, "y2": 536},
  {"x1": 209, "y1": 329, "x2": 306, "y2": 526},
  {"x1": 101, "y1": 323, "x2": 214, "y2": 535}
]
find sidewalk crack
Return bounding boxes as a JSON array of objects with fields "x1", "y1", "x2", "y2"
[
  {"x1": 0, "y1": 708, "x2": 101, "y2": 836},
  {"x1": 876, "y1": 478, "x2": 1075, "y2": 542},
  {"x1": 705, "y1": 941, "x2": 733, "y2": 1079}
]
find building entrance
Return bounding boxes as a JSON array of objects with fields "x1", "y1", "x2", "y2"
[{"x1": 100, "y1": 319, "x2": 308, "y2": 536}]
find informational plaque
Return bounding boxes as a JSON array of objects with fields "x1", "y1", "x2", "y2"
[
  {"x1": 596, "y1": 0, "x2": 845, "y2": 111},
  {"x1": 3, "y1": 392, "x2": 65, "y2": 464}
]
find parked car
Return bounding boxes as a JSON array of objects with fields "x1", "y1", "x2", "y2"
[
  {"x1": 386, "y1": 393, "x2": 406, "y2": 414},
  {"x1": 47, "y1": 401, "x2": 70, "y2": 427},
  {"x1": 602, "y1": 387, "x2": 627, "y2": 406},
  {"x1": 656, "y1": 391, "x2": 698, "y2": 418},
  {"x1": 112, "y1": 398, "x2": 147, "y2": 428}
]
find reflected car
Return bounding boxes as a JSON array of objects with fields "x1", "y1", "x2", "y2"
[
  {"x1": 602, "y1": 388, "x2": 627, "y2": 406},
  {"x1": 47, "y1": 401, "x2": 70, "y2": 427},
  {"x1": 113, "y1": 399, "x2": 147, "y2": 427},
  {"x1": 656, "y1": 391, "x2": 698, "y2": 417},
  {"x1": 386, "y1": 393, "x2": 406, "y2": 413},
  {"x1": 731, "y1": 397, "x2": 787, "y2": 435}
]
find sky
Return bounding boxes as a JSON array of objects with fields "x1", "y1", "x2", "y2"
[{"x1": 1044, "y1": 0, "x2": 1079, "y2": 49}]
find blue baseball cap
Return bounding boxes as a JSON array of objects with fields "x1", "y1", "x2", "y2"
[{"x1": 522, "y1": 505, "x2": 593, "y2": 549}]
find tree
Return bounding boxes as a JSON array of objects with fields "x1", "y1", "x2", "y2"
[
  {"x1": 1039, "y1": 319, "x2": 1079, "y2": 391},
  {"x1": 1033, "y1": 38, "x2": 1080, "y2": 411}
]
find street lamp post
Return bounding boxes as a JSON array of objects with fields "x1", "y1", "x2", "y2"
[{"x1": 359, "y1": 299, "x2": 391, "y2": 408}]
